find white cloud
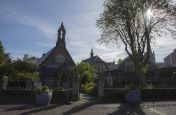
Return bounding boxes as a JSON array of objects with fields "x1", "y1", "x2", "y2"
[
  {"x1": 1, "y1": 1, "x2": 176, "y2": 63},
  {"x1": 152, "y1": 35, "x2": 176, "y2": 62},
  {"x1": 6, "y1": 10, "x2": 57, "y2": 39}
]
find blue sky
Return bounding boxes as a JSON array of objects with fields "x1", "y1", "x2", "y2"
[{"x1": 0, "y1": 0, "x2": 176, "y2": 63}]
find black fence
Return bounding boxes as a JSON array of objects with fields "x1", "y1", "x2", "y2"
[
  {"x1": 0, "y1": 90, "x2": 69, "y2": 104},
  {"x1": 5, "y1": 79, "x2": 33, "y2": 90}
]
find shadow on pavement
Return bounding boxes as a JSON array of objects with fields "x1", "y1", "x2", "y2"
[
  {"x1": 108, "y1": 103, "x2": 146, "y2": 115},
  {"x1": 64, "y1": 102, "x2": 146, "y2": 115},
  {"x1": 3, "y1": 104, "x2": 63, "y2": 115},
  {"x1": 3, "y1": 104, "x2": 41, "y2": 111},
  {"x1": 63, "y1": 101, "x2": 99, "y2": 115}
]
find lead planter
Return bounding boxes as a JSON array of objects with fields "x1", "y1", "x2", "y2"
[
  {"x1": 35, "y1": 91, "x2": 52, "y2": 105},
  {"x1": 125, "y1": 90, "x2": 141, "y2": 104}
]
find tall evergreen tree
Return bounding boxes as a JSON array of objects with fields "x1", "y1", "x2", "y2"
[{"x1": 0, "y1": 41, "x2": 7, "y2": 65}]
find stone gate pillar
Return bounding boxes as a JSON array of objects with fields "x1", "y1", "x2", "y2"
[
  {"x1": 2, "y1": 76, "x2": 8, "y2": 90},
  {"x1": 98, "y1": 75, "x2": 105, "y2": 97},
  {"x1": 72, "y1": 74, "x2": 79, "y2": 101}
]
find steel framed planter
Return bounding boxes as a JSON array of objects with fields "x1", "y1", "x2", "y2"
[
  {"x1": 125, "y1": 90, "x2": 141, "y2": 104},
  {"x1": 35, "y1": 91, "x2": 52, "y2": 105}
]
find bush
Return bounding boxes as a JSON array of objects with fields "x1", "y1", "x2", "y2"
[
  {"x1": 104, "y1": 88, "x2": 176, "y2": 102},
  {"x1": 42, "y1": 86, "x2": 50, "y2": 93},
  {"x1": 0, "y1": 90, "x2": 69, "y2": 104},
  {"x1": 35, "y1": 86, "x2": 50, "y2": 94},
  {"x1": 125, "y1": 84, "x2": 138, "y2": 90},
  {"x1": 80, "y1": 82, "x2": 96, "y2": 95},
  {"x1": 0, "y1": 90, "x2": 35, "y2": 104},
  {"x1": 141, "y1": 89, "x2": 176, "y2": 101},
  {"x1": 0, "y1": 60, "x2": 39, "y2": 81},
  {"x1": 15, "y1": 71, "x2": 39, "y2": 81},
  {"x1": 125, "y1": 84, "x2": 143, "y2": 91}
]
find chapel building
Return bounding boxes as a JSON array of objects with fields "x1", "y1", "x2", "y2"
[{"x1": 38, "y1": 23, "x2": 75, "y2": 88}]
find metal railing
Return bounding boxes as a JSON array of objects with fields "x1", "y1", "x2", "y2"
[{"x1": 3, "y1": 79, "x2": 33, "y2": 90}]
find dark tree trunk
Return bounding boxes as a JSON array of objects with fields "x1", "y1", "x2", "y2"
[{"x1": 135, "y1": 62, "x2": 146, "y2": 85}]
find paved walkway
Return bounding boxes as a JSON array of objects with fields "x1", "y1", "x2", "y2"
[
  {"x1": 0, "y1": 102, "x2": 171, "y2": 115},
  {"x1": 0, "y1": 94, "x2": 176, "y2": 115},
  {"x1": 1, "y1": 102, "x2": 176, "y2": 115}
]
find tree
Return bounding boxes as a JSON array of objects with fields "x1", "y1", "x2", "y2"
[
  {"x1": 0, "y1": 41, "x2": 12, "y2": 76},
  {"x1": 72, "y1": 62, "x2": 96, "y2": 94},
  {"x1": 12, "y1": 60, "x2": 38, "y2": 73},
  {"x1": 10, "y1": 60, "x2": 39, "y2": 81},
  {"x1": 97, "y1": 0, "x2": 176, "y2": 84},
  {"x1": 72, "y1": 62, "x2": 95, "y2": 85},
  {"x1": 118, "y1": 59, "x2": 122, "y2": 64},
  {"x1": 0, "y1": 41, "x2": 7, "y2": 65},
  {"x1": 5, "y1": 53, "x2": 11, "y2": 64}
]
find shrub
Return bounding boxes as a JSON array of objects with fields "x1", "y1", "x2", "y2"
[
  {"x1": 125, "y1": 84, "x2": 143, "y2": 91},
  {"x1": 35, "y1": 86, "x2": 50, "y2": 94},
  {"x1": 42, "y1": 86, "x2": 50, "y2": 93},
  {"x1": 15, "y1": 71, "x2": 39, "y2": 81},
  {"x1": 80, "y1": 82, "x2": 96, "y2": 95},
  {"x1": 35, "y1": 87, "x2": 42, "y2": 94},
  {"x1": 125, "y1": 84, "x2": 137, "y2": 90}
]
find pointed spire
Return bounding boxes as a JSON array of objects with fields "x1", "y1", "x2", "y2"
[
  {"x1": 60, "y1": 22, "x2": 66, "y2": 32},
  {"x1": 90, "y1": 47, "x2": 94, "y2": 58},
  {"x1": 56, "y1": 22, "x2": 66, "y2": 47},
  {"x1": 58, "y1": 22, "x2": 66, "y2": 39}
]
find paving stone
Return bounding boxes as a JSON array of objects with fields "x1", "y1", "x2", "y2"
[{"x1": 1, "y1": 101, "x2": 176, "y2": 115}]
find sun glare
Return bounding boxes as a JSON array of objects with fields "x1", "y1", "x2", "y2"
[{"x1": 146, "y1": 8, "x2": 153, "y2": 18}]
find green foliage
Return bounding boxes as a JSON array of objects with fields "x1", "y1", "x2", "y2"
[
  {"x1": 125, "y1": 84, "x2": 145, "y2": 91},
  {"x1": 71, "y1": 62, "x2": 96, "y2": 95},
  {"x1": 141, "y1": 64, "x2": 150, "y2": 74},
  {"x1": 8, "y1": 60, "x2": 39, "y2": 81},
  {"x1": 80, "y1": 82, "x2": 96, "y2": 95},
  {"x1": 0, "y1": 41, "x2": 40, "y2": 82},
  {"x1": 35, "y1": 87, "x2": 42, "y2": 94},
  {"x1": 97, "y1": 0, "x2": 176, "y2": 84},
  {"x1": 118, "y1": 59, "x2": 122, "y2": 64},
  {"x1": 15, "y1": 71, "x2": 39, "y2": 81},
  {"x1": 125, "y1": 84, "x2": 137, "y2": 90},
  {"x1": 0, "y1": 41, "x2": 8, "y2": 66},
  {"x1": 0, "y1": 45, "x2": 39, "y2": 81},
  {"x1": 0, "y1": 41, "x2": 12, "y2": 77},
  {"x1": 158, "y1": 68, "x2": 175, "y2": 78},
  {"x1": 0, "y1": 63, "x2": 39, "y2": 81},
  {"x1": 42, "y1": 86, "x2": 50, "y2": 93},
  {"x1": 0, "y1": 64, "x2": 15, "y2": 76},
  {"x1": 12, "y1": 60, "x2": 38, "y2": 72},
  {"x1": 35, "y1": 86, "x2": 50, "y2": 94},
  {"x1": 125, "y1": 84, "x2": 143, "y2": 91},
  {"x1": 72, "y1": 62, "x2": 95, "y2": 85}
]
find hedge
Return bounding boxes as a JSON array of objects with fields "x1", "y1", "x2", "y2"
[
  {"x1": 0, "y1": 90, "x2": 35, "y2": 104},
  {"x1": 141, "y1": 89, "x2": 176, "y2": 101},
  {"x1": 104, "y1": 88, "x2": 176, "y2": 102}
]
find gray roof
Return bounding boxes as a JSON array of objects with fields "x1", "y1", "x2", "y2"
[
  {"x1": 106, "y1": 62, "x2": 119, "y2": 70},
  {"x1": 37, "y1": 48, "x2": 54, "y2": 65},
  {"x1": 83, "y1": 55, "x2": 109, "y2": 71},
  {"x1": 83, "y1": 56, "x2": 105, "y2": 64}
]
